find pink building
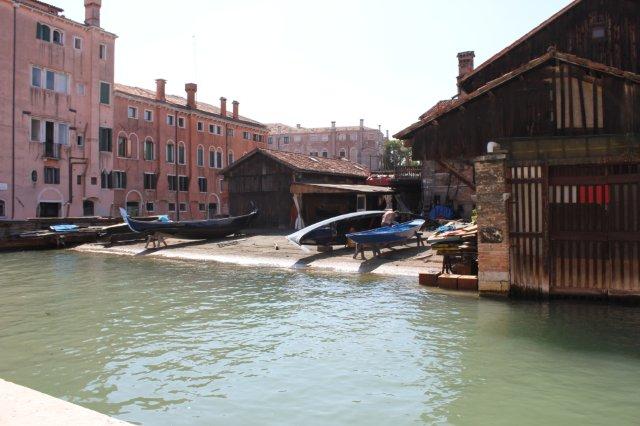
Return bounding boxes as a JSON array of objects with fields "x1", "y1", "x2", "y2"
[
  {"x1": 112, "y1": 81, "x2": 268, "y2": 219},
  {"x1": 0, "y1": 0, "x2": 115, "y2": 219},
  {"x1": 267, "y1": 121, "x2": 385, "y2": 171}
]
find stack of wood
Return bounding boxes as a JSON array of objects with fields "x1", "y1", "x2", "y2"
[{"x1": 427, "y1": 222, "x2": 478, "y2": 275}]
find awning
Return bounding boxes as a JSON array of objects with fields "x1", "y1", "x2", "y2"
[{"x1": 290, "y1": 183, "x2": 395, "y2": 195}]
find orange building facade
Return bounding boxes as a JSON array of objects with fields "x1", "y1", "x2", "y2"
[{"x1": 112, "y1": 81, "x2": 268, "y2": 219}]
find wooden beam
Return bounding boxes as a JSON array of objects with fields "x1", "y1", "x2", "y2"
[{"x1": 436, "y1": 160, "x2": 476, "y2": 192}]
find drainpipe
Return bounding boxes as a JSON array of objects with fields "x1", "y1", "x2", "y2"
[
  {"x1": 175, "y1": 111, "x2": 179, "y2": 221},
  {"x1": 68, "y1": 157, "x2": 87, "y2": 217},
  {"x1": 11, "y1": 3, "x2": 18, "y2": 219}
]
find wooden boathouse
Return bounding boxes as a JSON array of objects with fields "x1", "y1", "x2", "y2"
[
  {"x1": 222, "y1": 149, "x2": 391, "y2": 228},
  {"x1": 396, "y1": 0, "x2": 640, "y2": 299}
]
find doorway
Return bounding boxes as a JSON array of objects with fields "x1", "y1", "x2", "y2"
[
  {"x1": 83, "y1": 200, "x2": 95, "y2": 216},
  {"x1": 38, "y1": 202, "x2": 61, "y2": 218},
  {"x1": 208, "y1": 203, "x2": 218, "y2": 219},
  {"x1": 126, "y1": 202, "x2": 140, "y2": 217}
]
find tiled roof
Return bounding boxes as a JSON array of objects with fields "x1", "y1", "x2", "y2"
[
  {"x1": 114, "y1": 84, "x2": 266, "y2": 128},
  {"x1": 223, "y1": 148, "x2": 370, "y2": 178},
  {"x1": 267, "y1": 123, "x2": 379, "y2": 134},
  {"x1": 17, "y1": 0, "x2": 63, "y2": 14},
  {"x1": 418, "y1": 100, "x2": 456, "y2": 121},
  {"x1": 395, "y1": 50, "x2": 640, "y2": 140}
]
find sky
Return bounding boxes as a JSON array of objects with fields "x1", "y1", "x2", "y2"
[{"x1": 54, "y1": 0, "x2": 572, "y2": 135}]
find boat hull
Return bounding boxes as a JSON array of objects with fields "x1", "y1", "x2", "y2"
[
  {"x1": 121, "y1": 209, "x2": 258, "y2": 240},
  {"x1": 287, "y1": 211, "x2": 385, "y2": 247},
  {"x1": 346, "y1": 219, "x2": 425, "y2": 245}
]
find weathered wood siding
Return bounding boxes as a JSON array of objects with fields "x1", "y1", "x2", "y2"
[
  {"x1": 414, "y1": 64, "x2": 640, "y2": 162},
  {"x1": 462, "y1": 0, "x2": 640, "y2": 93}
]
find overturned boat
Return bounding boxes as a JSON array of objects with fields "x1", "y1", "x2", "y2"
[
  {"x1": 287, "y1": 211, "x2": 385, "y2": 247},
  {"x1": 346, "y1": 219, "x2": 425, "y2": 245},
  {"x1": 119, "y1": 208, "x2": 258, "y2": 240}
]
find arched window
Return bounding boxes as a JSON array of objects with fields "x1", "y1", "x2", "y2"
[
  {"x1": 216, "y1": 149, "x2": 223, "y2": 169},
  {"x1": 166, "y1": 142, "x2": 175, "y2": 163},
  {"x1": 227, "y1": 150, "x2": 234, "y2": 166},
  {"x1": 52, "y1": 29, "x2": 64, "y2": 45},
  {"x1": 339, "y1": 149, "x2": 346, "y2": 158},
  {"x1": 0, "y1": 199, "x2": 5, "y2": 218},
  {"x1": 197, "y1": 146, "x2": 204, "y2": 167},
  {"x1": 117, "y1": 135, "x2": 130, "y2": 158},
  {"x1": 209, "y1": 147, "x2": 216, "y2": 168},
  {"x1": 178, "y1": 142, "x2": 186, "y2": 165},
  {"x1": 36, "y1": 23, "x2": 51, "y2": 42},
  {"x1": 144, "y1": 139, "x2": 154, "y2": 161},
  {"x1": 322, "y1": 150, "x2": 328, "y2": 158}
]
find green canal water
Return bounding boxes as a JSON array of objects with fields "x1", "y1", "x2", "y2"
[{"x1": 1, "y1": 252, "x2": 640, "y2": 425}]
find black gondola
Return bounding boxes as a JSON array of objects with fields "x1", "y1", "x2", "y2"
[{"x1": 119, "y1": 207, "x2": 258, "y2": 240}]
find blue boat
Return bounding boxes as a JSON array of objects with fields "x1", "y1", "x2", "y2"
[{"x1": 346, "y1": 219, "x2": 425, "y2": 245}]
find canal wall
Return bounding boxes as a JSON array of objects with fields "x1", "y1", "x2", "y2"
[{"x1": 0, "y1": 379, "x2": 130, "y2": 425}]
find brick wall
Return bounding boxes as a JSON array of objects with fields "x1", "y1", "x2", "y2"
[{"x1": 474, "y1": 153, "x2": 510, "y2": 296}]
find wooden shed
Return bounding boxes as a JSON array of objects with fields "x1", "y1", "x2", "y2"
[
  {"x1": 395, "y1": 0, "x2": 640, "y2": 299},
  {"x1": 221, "y1": 149, "x2": 378, "y2": 228}
]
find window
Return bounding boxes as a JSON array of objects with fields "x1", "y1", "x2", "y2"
[
  {"x1": 31, "y1": 67, "x2": 41, "y2": 87},
  {"x1": 144, "y1": 110, "x2": 153, "y2": 121},
  {"x1": 99, "y1": 44, "x2": 107, "y2": 60},
  {"x1": 216, "y1": 150, "x2": 223, "y2": 169},
  {"x1": 243, "y1": 131, "x2": 251, "y2": 140},
  {"x1": 322, "y1": 151, "x2": 328, "y2": 158},
  {"x1": 310, "y1": 151, "x2": 318, "y2": 157},
  {"x1": 168, "y1": 203, "x2": 176, "y2": 212},
  {"x1": 52, "y1": 30, "x2": 63, "y2": 45},
  {"x1": 36, "y1": 23, "x2": 51, "y2": 42},
  {"x1": 144, "y1": 139, "x2": 154, "y2": 161},
  {"x1": 44, "y1": 167, "x2": 60, "y2": 184},
  {"x1": 179, "y1": 203, "x2": 187, "y2": 212},
  {"x1": 294, "y1": 135, "x2": 302, "y2": 142},
  {"x1": 0, "y1": 200, "x2": 5, "y2": 218},
  {"x1": 197, "y1": 146, "x2": 204, "y2": 167},
  {"x1": 167, "y1": 175, "x2": 177, "y2": 191},
  {"x1": 127, "y1": 106, "x2": 138, "y2": 119},
  {"x1": 198, "y1": 177, "x2": 207, "y2": 193},
  {"x1": 283, "y1": 136, "x2": 290, "y2": 144},
  {"x1": 77, "y1": 135, "x2": 84, "y2": 147},
  {"x1": 76, "y1": 83, "x2": 85, "y2": 95},
  {"x1": 178, "y1": 117, "x2": 185, "y2": 128},
  {"x1": 112, "y1": 171, "x2": 127, "y2": 189},
  {"x1": 117, "y1": 136, "x2": 129, "y2": 157},
  {"x1": 209, "y1": 124, "x2": 215, "y2": 134},
  {"x1": 339, "y1": 149, "x2": 346, "y2": 158},
  {"x1": 338, "y1": 133, "x2": 346, "y2": 141},
  {"x1": 57, "y1": 123, "x2": 69, "y2": 145},
  {"x1": 227, "y1": 128, "x2": 235, "y2": 137},
  {"x1": 321, "y1": 134, "x2": 329, "y2": 142},
  {"x1": 166, "y1": 115, "x2": 175, "y2": 126},
  {"x1": 77, "y1": 175, "x2": 82, "y2": 185},
  {"x1": 143, "y1": 173, "x2": 157, "y2": 190},
  {"x1": 30, "y1": 118, "x2": 41, "y2": 142},
  {"x1": 199, "y1": 203, "x2": 206, "y2": 212},
  {"x1": 178, "y1": 143, "x2": 186, "y2": 165},
  {"x1": 209, "y1": 149, "x2": 216, "y2": 168},
  {"x1": 268, "y1": 136, "x2": 273, "y2": 145},
  {"x1": 100, "y1": 171, "x2": 111, "y2": 189},
  {"x1": 197, "y1": 121, "x2": 204, "y2": 132},
  {"x1": 178, "y1": 176, "x2": 189, "y2": 192},
  {"x1": 228, "y1": 151, "x2": 234, "y2": 166},
  {"x1": 350, "y1": 133, "x2": 358, "y2": 141},
  {"x1": 216, "y1": 125, "x2": 223, "y2": 135},
  {"x1": 146, "y1": 202, "x2": 155, "y2": 212},
  {"x1": 100, "y1": 82, "x2": 110, "y2": 104},
  {"x1": 91, "y1": 176, "x2": 97, "y2": 185},
  {"x1": 166, "y1": 143, "x2": 175, "y2": 163},
  {"x1": 253, "y1": 134, "x2": 263, "y2": 142},
  {"x1": 73, "y1": 37, "x2": 82, "y2": 50},
  {"x1": 99, "y1": 127, "x2": 112, "y2": 152}
]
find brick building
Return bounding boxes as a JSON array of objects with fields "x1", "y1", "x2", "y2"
[
  {"x1": 112, "y1": 81, "x2": 268, "y2": 219},
  {"x1": 267, "y1": 120, "x2": 385, "y2": 171},
  {"x1": 0, "y1": 0, "x2": 115, "y2": 219}
]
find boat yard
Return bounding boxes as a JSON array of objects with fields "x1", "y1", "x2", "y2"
[{"x1": 72, "y1": 230, "x2": 444, "y2": 279}]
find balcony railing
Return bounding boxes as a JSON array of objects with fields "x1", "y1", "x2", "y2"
[
  {"x1": 395, "y1": 166, "x2": 421, "y2": 180},
  {"x1": 43, "y1": 142, "x2": 61, "y2": 159}
]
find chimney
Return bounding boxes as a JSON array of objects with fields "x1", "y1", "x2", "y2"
[
  {"x1": 84, "y1": 0, "x2": 101, "y2": 27},
  {"x1": 331, "y1": 121, "x2": 336, "y2": 129},
  {"x1": 232, "y1": 100, "x2": 239, "y2": 119},
  {"x1": 185, "y1": 83, "x2": 197, "y2": 109},
  {"x1": 386, "y1": 130, "x2": 390, "y2": 140},
  {"x1": 220, "y1": 97, "x2": 227, "y2": 116},
  {"x1": 296, "y1": 124, "x2": 301, "y2": 129},
  {"x1": 359, "y1": 119, "x2": 364, "y2": 130},
  {"x1": 155, "y1": 79, "x2": 166, "y2": 102},
  {"x1": 457, "y1": 51, "x2": 475, "y2": 94}
]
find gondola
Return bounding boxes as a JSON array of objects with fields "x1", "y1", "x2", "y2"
[
  {"x1": 287, "y1": 211, "x2": 385, "y2": 247},
  {"x1": 119, "y1": 207, "x2": 258, "y2": 240}
]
